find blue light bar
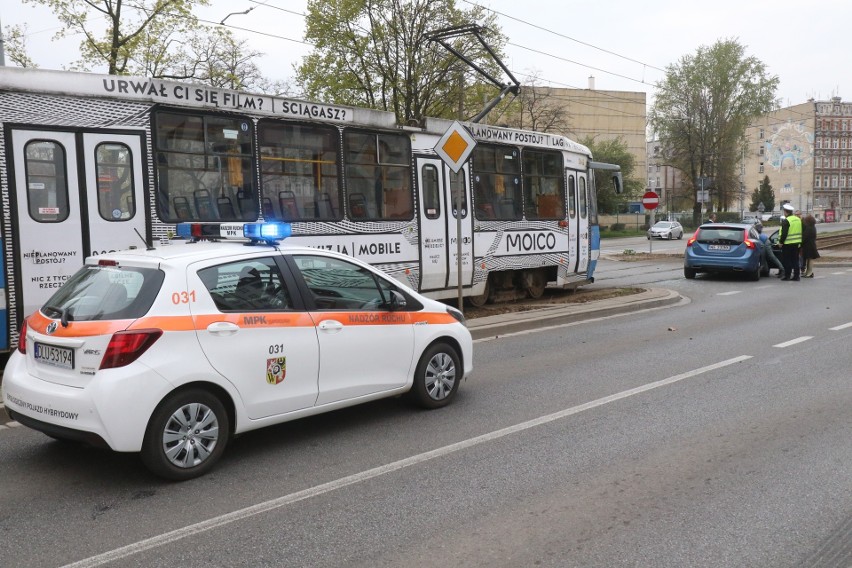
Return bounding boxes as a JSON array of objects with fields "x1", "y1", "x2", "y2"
[{"x1": 243, "y1": 222, "x2": 292, "y2": 242}]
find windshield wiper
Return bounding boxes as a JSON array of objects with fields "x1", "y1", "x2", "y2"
[{"x1": 44, "y1": 305, "x2": 71, "y2": 327}]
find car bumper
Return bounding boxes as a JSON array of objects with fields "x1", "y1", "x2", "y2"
[
  {"x1": 684, "y1": 251, "x2": 760, "y2": 272},
  {"x1": 2, "y1": 351, "x2": 173, "y2": 452}
]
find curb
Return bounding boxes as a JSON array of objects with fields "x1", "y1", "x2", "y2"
[{"x1": 467, "y1": 288, "x2": 684, "y2": 340}]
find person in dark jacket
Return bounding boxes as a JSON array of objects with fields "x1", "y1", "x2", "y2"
[{"x1": 801, "y1": 214, "x2": 820, "y2": 278}]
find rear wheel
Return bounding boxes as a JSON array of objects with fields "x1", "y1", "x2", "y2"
[
  {"x1": 141, "y1": 389, "x2": 230, "y2": 481},
  {"x1": 408, "y1": 342, "x2": 461, "y2": 409},
  {"x1": 684, "y1": 267, "x2": 697, "y2": 279},
  {"x1": 749, "y1": 268, "x2": 761, "y2": 281}
]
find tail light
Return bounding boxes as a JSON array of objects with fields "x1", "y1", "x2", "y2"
[
  {"x1": 17, "y1": 319, "x2": 28, "y2": 354},
  {"x1": 744, "y1": 238, "x2": 756, "y2": 249},
  {"x1": 100, "y1": 329, "x2": 163, "y2": 370},
  {"x1": 687, "y1": 230, "x2": 699, "y2": 247}
]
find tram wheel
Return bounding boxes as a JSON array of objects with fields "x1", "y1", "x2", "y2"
[
  {"x1": 466, "y1": 277, "x2": 490, "y2": 308},
  {"x1": 526, "y1": 269, "x2": 546, "y2": 299}
]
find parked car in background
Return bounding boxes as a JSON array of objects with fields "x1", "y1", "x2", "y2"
[
  {"x1": 684, "y1": 222, "x2": 764, "y2": 280},
  {"x1": 647, "y1": 221, "x2": 684, "y2": 240}
]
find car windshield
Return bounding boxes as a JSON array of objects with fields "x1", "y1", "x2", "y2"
[
  {"x1": 42, "y1": 264, "x2": 164, "y2": 321},
  {"x1": 653, "y1": 222, "x2": 673, "y2": 228},
  {"x1": 696, "y1": 228, "x2": 745, "y2": 244}
]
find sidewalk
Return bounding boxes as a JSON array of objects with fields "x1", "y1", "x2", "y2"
[{"x1": 467, "y1": 288, "x2": 684, "y2": 340}]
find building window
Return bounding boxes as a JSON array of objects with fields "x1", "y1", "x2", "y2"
[
  {"x1": 759, "y1": 129, "x2": 764, "y2": 139},
  {"x1": 759, "y1": 163, "x2": 764, "y2": 173},
  {"x1": 816, "y1": 177, "x2": 821, "y2": 188},
  {"x1": 834, "y1": 139, "x2": 840, "y2": 149},
  {"x1": 842, "y1": 156, "x2": 848, "y2": 168},
  {"x1": 832, "y1": 175, "x2": 839, "y2": 188},
  {"x1": 759, "y1": 146, "x2": 764, "y2": 156}
]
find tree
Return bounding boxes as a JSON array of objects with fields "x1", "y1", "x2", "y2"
[
  {"x1": 297, "y1": 0, "x2": 507, "y2": 125},
  {"x1": 3, "y1": 24, "x2": 40, "y2": 68},
  {"x1": 649, "y1": 39, "x2": 779, "y2": 225},
  {"x1": 501, "y1": 70, "x2": 570, "y2": 133},
  {"x1": 22, "y1": 0, "x2": 208, "y2": 75},
  {"x1": 580, "y1": 136, "x2": 644, "y2": 215},
  {"x1": 749, "y1": 175, "x2": 775, "y2": 213}
]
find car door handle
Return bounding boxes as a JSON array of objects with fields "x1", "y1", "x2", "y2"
[
  {"x1": 318, "y1": 319, "x2": 343, "y2": 333},
  {"x1": 206, "y1": 321, "x2": 240, "y2": 336}
]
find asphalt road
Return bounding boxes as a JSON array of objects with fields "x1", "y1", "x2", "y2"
[{"x1": 2, "y1": 240, "x2": 852, "y2": 567}]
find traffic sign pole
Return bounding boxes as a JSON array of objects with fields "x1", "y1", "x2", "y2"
[{"x1": 642, "y1": 191, "x2": 660, "y2": 253}]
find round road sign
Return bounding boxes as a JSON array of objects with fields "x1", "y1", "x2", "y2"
[{"x1": 642, "y1": 191, "x2": 660, "y2": 210}]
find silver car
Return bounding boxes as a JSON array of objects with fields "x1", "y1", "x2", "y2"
[{"x1": 647, "y1": 221, "x2": 684, "y2": 240}]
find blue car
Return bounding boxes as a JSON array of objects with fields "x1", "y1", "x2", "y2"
[{"x1": 684, "y1": 223, "x2": 764, "y2": 280}]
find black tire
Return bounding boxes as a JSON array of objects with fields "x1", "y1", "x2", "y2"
[
  {"x1": 466, "y1": 277, "x2": 490, "y2": 308},
  {"x1": 408, "y1": 342, "x2": 461, "y2": 409},
  {"x1": 684, "y1": 267, "x2": 697, "y2": 279},
  {"x1": 677, "y1": 233, "x2": 683, "y2": 240},
  {"x1": 141, "y1": 389, "x2": 230, "y2": 481},
  {"x1": 749, "y1": 268, "x2": 761, "y2": 281},
  {"x1": 525, "y1": 269, "x2": 546, "y2": 299}
]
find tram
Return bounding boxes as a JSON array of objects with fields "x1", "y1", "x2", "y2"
[{"x1": 0, "y1": 67, "x2": 622, "y2": 353}]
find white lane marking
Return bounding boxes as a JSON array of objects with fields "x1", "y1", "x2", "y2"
[
  {"x1": 62, "y1": 354, "x2": 752, "y2": 568},
  {"x1": 832, "y1": 272, "x2": 846, "y2": 275},
  {"x1": 773, "y1": 336, "x2": 814, "y2": 348},
  {"x1": 0, "y1": 421, "x2": 20, "y2": 432},
  {"x1": 717, "y1": 291, "x2": 742, "y2": 296},
  {"x1": 829, "y1": 322, "x2": 852, "y2": 331}
]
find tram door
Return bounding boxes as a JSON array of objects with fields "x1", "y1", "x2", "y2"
[
  {"x1": 9, "y1": 128, "x2": 147, "y2": 320},
  {"x1": 576, "y1": 172, "x2": 590, "y2": 273},
  {"x1": 416, "y1": 157, "x2": 473, "y2": 291}
]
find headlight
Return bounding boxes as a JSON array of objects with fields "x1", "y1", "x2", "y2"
[{"x1": 447, "y1": 306, "x2": 466, "y2": 326}]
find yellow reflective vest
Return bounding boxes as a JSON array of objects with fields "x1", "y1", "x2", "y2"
[{"x1": 783, "y1": 215, "x2": 802, "y2": 245}]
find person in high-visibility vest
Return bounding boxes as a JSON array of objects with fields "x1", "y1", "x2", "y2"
[{"x1": 779, "y1": 203, "x2": 802, "y2": 281}]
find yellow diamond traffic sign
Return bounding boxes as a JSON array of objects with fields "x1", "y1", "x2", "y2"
[{"x1": 435, "y1": 121, "x2": 476, "y2": 173}]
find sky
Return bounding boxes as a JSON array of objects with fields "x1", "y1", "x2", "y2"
[{"x1": 1, "y1": 0, "x2": 848, "y2": 108}]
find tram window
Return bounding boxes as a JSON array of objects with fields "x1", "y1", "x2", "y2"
[
  {"x1": 95, "y1": 143, "x2": 135, "y2": 221},
  {"x1": 259, "y1": 122, "x2": 341, "y2": 221},
  {"x1": 344, "y1": 131, "x2": 413, "y2": 221},
  {"x1": 579, "y1": 176, "x2": 588, "y2": 219},
  {"x1": 421, "y1": 164, "x2": 440, "y2": 219},
  {"x1": 449, "y1": 169, "x2": 467, "y2": 219},
  {"x1": 154, "y1": 112, "x2": 256, "y2": 223},
  {"x1": 568, "y1": 175, "x2": 576, "y2": 219},
  {"x1": 588, "y1": 175, "x2": 599, "y2": 225},
  {"x1": 472, "y1": 144, "x2": 521, "y2": 220},
  {"x1": 523, "y1": 150, "x2": 564, "y2": 220},
  {"x1": 24, "y1": 140, "x2": 69, "y2": 223}
]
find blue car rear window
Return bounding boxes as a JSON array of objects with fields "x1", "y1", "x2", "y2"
[{"x1": 696, "y1": 228, "x2": 745, "y2": 243}]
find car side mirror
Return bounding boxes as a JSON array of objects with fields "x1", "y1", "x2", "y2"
[{"x1": 388, "y1": 290, "x2": 407, "y2": 311}]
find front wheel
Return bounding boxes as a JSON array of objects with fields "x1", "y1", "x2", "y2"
[
  {"x1": 408, "y1": 343, "x2": 461, "y2": 409},
  {"x1": 141, "y1": 389, "x2": 230, "y2": 481}
]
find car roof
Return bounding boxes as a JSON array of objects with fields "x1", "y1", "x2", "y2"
[
  {"x1": 699, "y1": 223, "x2": 753, "y2": 229},
  {"x1": 84, "y1": 240, "x2": 350, "y2": 267}
]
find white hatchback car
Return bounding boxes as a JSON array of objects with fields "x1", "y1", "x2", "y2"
[
  {"x1": 4, "y1": 222, "x2": 473, "y2": 480},
  {"x1": 647, "y1": 220, "x2": 684, "y2": 240}
]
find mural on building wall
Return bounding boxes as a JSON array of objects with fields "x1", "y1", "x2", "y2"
[{"x1": 765, "y1": 120, "x2": 814, "y2": 171}]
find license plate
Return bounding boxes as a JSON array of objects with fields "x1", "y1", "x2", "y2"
[
  {"x1": 34, "y1": 342, "x2": 75, "y2": 370},
  {"x1": 708, "y1": 245, "x2": 731, "y2": 251}
]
